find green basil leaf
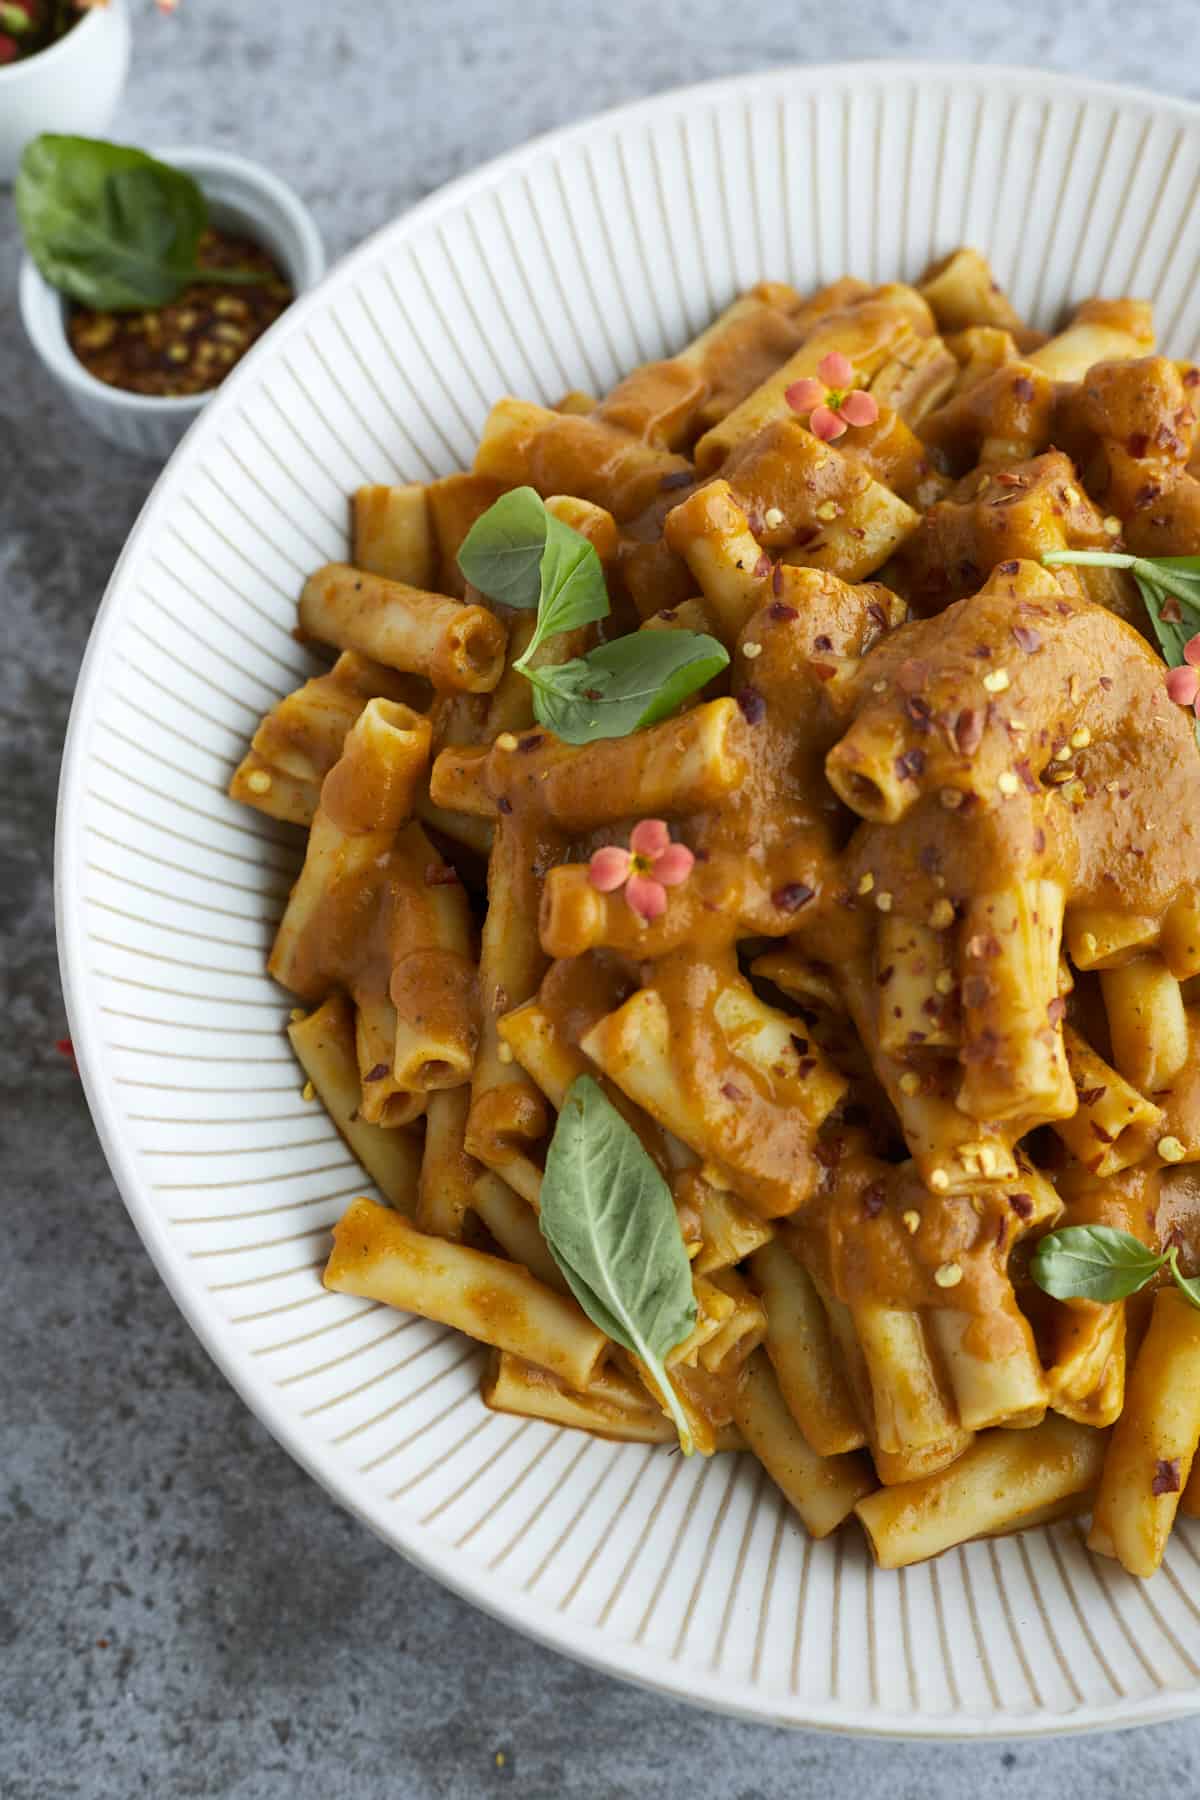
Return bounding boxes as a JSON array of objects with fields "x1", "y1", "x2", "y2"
[
  {"x1": 526, "y1": 509, "x2": 611, "y2": 650},
  {"x1": 539, "y1": 1074, "x2": 697, "y2": 1453},
  {"x1": 530, "y1": 630, "x2": 729, "y2": 745},
  {"x1": 1030, "y1": 1224, "x2": 1165, "y2": 1304},
  {"x1": 16, "y1": 135, "x2": 210, "y2": 310},
  {"x1": 456, "y1": 486, "x2": 548, "y2": 610}
]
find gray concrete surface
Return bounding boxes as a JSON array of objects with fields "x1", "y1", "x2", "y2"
[{"x1": 6, "y1": 2, "x2": 1200, "y2": 1794}]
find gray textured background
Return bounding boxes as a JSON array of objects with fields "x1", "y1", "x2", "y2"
[{"x1": 6, "y1": 2, "x2": 1200, "y2": 1794}]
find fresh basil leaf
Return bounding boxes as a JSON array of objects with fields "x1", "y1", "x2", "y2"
[
  {"x1": 529, "y1": 630, "x2": 729, "y2": 745},
  {"x1": 523, "y1": 509, "x2": 610, "y2": 655},
  {"x1": 16, "y1": 135, "x2": 212, "y2": 310},
  {"x1": 456, "y1": 486, "x2": 548, "y2": 610},
  {"x1": 1030, "y1": 1223, "x2": 1165, "y2": 1304},
  {"x1": 539, "y1": 1074, "x2": 697, "y2": 1453}
]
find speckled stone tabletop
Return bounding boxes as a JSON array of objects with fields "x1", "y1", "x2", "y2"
[{"x1": 7, "y1": 3, "x2": 1200, "y2": 1795}]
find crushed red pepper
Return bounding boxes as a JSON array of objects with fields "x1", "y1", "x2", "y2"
[{"x1": 67, "y1": 227, "x2": 292, "y2": 398}]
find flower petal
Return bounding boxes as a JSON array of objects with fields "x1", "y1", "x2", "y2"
[
  {"x1": 818, "y1": 350, "x2": 854, "y2": 387},
  {"x1": 809, "y1": 405, "x2": 846, "y2": 441},
  {"x1": 785, "y1": 378, "x2": 825, "y2": 414},
  {"x1": 629, "y1": 818, "x2": 671, "y2": 859},
  {"x1": 838, "y1": 389, "x2": 880, "y2": 427},
  {"x1": 1166, "y1": 665, "x2": 1200, "y2": 706},
  {"x1": 588, "y1": 845, "x2": 632, "y2": 891},
  {"x1": 1185, "y1": 633, "x2": 1200, "y2": 667},
  {"x1": 654, "y1": 843, "x2": 695, "y2": 886},
  {"x1": 625, "y1": 874, "x2": 668, "y2": 921}
]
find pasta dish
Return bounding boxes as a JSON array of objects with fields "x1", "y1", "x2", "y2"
[{"x1": 230, "y1": 246, "x2": 1200, "y2": 1577}]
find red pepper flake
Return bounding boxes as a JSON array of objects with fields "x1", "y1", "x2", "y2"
[
  {"x1": 1012, "y1": 376, "x2": 1035, "y2": 401},
  {"x1": 968, "y1": 645, "x2": 992, "y2": 659},
  {"x1": 905, "y1": 695, "x2": 933, "y2": 729},
  {"x1": 894, "y1": 747, "x2": 926, "y2": 781},
  {"x1": 1152, "y1": 1457, "x2": 1182, "y2": 1496},
  {"x1": 795, "y1": 1057, "x2": 816, "y2": 1078},
  {"x1": 1186, "y1": 369, "x2": 1200, "y2": 388},
  {"x1": 862, "y1": 1183, "x2": 886, "y2": 1218},
  {"x1": 497, "y1": 796, "x2": 513, "y2": 814},
  {"x1": 768, "y1": 601, "x2": 798, "y2": 622},
  {"x1": 866, "y1": 601, "x2": 889, "y2": 631},
  {"x1": 660, "y1": 470, "x2": 693, "y2": 490},
  {"x1": 1099, "y1": 676, "x2": 1113, "y2": 690},
  {"x1": 813, "y1": 634, "x2": 834, "y2": 652},
  {"x1": 1078, "y1": 1085, "x2": 1107, "y2": 1107},
  {"x1": 518, "y1": 733, "x2": 543, "y2": 752},
  {"x1": 1127, "y1": 431, "x2": 1150, "y2": 459},
  {"x1": 877, "y1": 964, "x2": 895, "y2": 988},
  {"x1": 720, "y1": 1081, "x2": 747, "y2": 1103},
  {"x1": 1014, "y1": 758, "x2": 1039, "y2": 794},
  {"x1": 1008, "y1": 1192, "x2": 1033, "y2": 1219},
  {"x1": 364, "y1": 1063, "x2": 390, "y2": 1082},
  {"x1": 1033, "y1": 827, "x2": 1047, "y2": 853},
  {"x1": 962, "y1": 975, "x2": 992, "y2": 1009},
  {"x1": 1012, "y1": 625, "x2": 1042, "y2": 653},
  {"x1": 746, "y1": 508, "x2": 766, "y2": 536},
  {"x1": 736, "y1": 687, "x2": 766, "y2": 724},
  {"x1": 1047, "y1": 996, "x2": 1066, "y2": 1026},
  {"x1": 1090, "y1": 1120, "x2": 1116, "y2": 1144},
  {"x1": 955, "y1": 707, "x2": 984, "y2": 755},
  {"x1": 810, "y1": 661, "x2": 837, "y2": 682},
  {"x1": 424, "y1": 863, "x2": 460, "y2": 886},
  {"x1": 772, "y1": 562, "x2": 784, "y2": 596},
  {"x1": 55, "y1": 1036, "x2": 78, "y2": 1074},
  {"x1": 754, "y1": 552, "x2": 773, "y2": 579},
  {"x1": 771, "y1": 882, "x2": 815, "y2": 913},
  {"x1": 1134, "y1": 482, "x2": 1163, "y2": 509}
]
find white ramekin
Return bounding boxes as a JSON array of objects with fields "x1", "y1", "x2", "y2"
[
  {"x1": 0, "y1": 0, "x2": 132, "y2": 182},
  {"x1": 19, "y1": 144, "x2": 326, "y2": 459}
]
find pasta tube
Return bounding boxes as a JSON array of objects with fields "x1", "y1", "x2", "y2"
[
  {"x1": 856, "y1": 1416, "x2": 1108, "y2": 1568},
  {"x1": 299, "y1": 563, "x2": 507, "y2": 692},
  {"x1": 734, "y1": 1352, "x2": 876, "y2": 1538},
  {"x1": 1089, "y1": 1288, "x2": 1200, "y2": 1577},
  {"x1": 325, "y1": 1197, "x2": 606, "y2": 1389}
]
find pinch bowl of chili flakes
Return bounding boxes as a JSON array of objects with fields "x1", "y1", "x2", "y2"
[{"x1": 18, "y1": 144, "x2": 325, "y2": 458}]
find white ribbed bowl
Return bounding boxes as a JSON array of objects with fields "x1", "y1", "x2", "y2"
[{"x1": 57, "y1": 63, "x2": 1200, "y2": 1738}]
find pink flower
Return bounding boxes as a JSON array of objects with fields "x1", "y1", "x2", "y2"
[
  {"x1": 785, "y1": 351, "x2": 880, "y2": 441},
  {"x1": 587, "y1": 819, "x2": 695, "y2": 922},
  {"x1": 1166, "y1": 663, "x2": 1200, "y2": 709},
  {"x1": 1185, "y1": 633, "x2": 1200, "y2": 668}
]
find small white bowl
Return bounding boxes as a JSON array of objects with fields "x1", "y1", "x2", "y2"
[
  {"x1": 19, "y1": 144, "x2": 326, "y2": 458},
  {"x1": 0, "y1": 0, "x2": 131, "y2": 182}
]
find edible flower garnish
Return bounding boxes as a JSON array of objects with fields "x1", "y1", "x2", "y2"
[
  {"x1": 785, "y1": 351, "x2": 880, "y2": 441},
  {"x1": 1166, "y1": 637, "x2": 1200, "y2": 711},
  {"x1": 588, "y1": 819, "x2": 695, "y2": 922}
]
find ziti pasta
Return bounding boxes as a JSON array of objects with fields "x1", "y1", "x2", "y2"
[{"x1": 231, "y1": 248, "x2": 1200, "y2": 1577}]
